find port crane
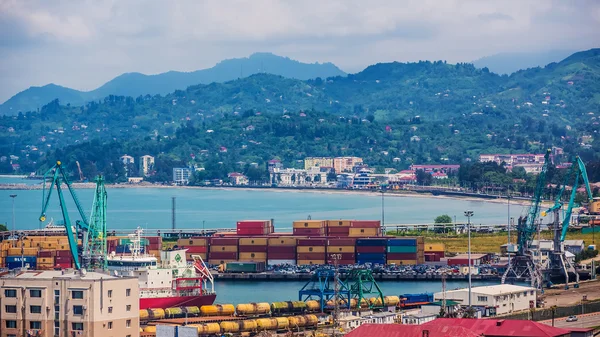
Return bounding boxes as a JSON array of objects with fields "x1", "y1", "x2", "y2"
[
  {"x1": 540, "y1": 156, "x2": 593, "y2": 289},
  {"x1": 39, "y1": 161, "x2": 107, "y2": 270},
  {"x1": 76, "y1": 160, "x2": 85, "y2": 182},
  {"x1": 502, "y1": 149, "x2": 551, "y2": 290}
]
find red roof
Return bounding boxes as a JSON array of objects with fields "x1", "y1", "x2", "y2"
[
  {"x1": 423, "y1": 318, "x2": 572, "y2": 337},
  {"x1": 344, "y1": 323, "x2": 481, "y2": 337}
]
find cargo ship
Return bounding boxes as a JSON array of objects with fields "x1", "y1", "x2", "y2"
[{"x1": 107, "y1": 228, "x2": 216, "y2": 309}]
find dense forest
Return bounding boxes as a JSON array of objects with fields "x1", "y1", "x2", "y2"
[{"x1": 1, "y1": 49, "x2": 599, "y2": 184}]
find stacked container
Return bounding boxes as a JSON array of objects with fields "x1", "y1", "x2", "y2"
[
  {"x1": 55, "y1": 250, "x2": 74, "y2": 269},
  {"x1": 237, "y1": 220, "x2": 273, "y2": 236},
  {"x1": 292, "y1": 220, "x2": 326, "y2": 236},
  {"x1": 356, "y1": 238, "x2": 387, "y2": 265},
  {"x1": 178, "y1": 237, "x2": 209, "y2": 262},
  {"x1": 326, "y1": 220, "x2": 352, "y2": 236},
  {"x1": 37, "y1": 250, "x2": 55, "y2": 270},
  {"x1": 297, "y1": 238, "x2": 326, "y2": 265},
  {"x1": 209, "y1": 237, "x2": 238, "y2": 264},
  {"x1": 267, "y1": 237, "x2": 297, "y2": 265},
  {"x1": 238, "y1": 238, "x2": 268, "y2": 262},
  {"x1": 349, "y1": 220, "x2": 381, "y2": 237},
  {"x1": 386, "y1": 237, "x2": 425, "y2": 265},
  {"x1": 145, "y1": 236, "x2": 163, "y2": 262},
  {"x1": 326, "y1": 238, "x2": 356, "y2": 265},
  {"x1": 424, "y1": 243, "x2": 445, "y2": 262}
]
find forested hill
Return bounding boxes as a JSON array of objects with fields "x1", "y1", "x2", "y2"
[{"x1": 1, "y1": 49, "x2": 599, "y2": 179}]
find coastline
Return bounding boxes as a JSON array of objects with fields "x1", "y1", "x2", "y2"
[{"x1": 0, "y1": 182, "x2": 535, "y2": 206}]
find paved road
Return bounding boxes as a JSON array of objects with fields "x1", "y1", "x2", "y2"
[{"x1": 540, "y1": 312, "x2": 600, "y2": 329}]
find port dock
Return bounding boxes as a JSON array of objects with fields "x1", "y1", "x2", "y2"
[{"x1": 213, "y1": 272, "x2": 500, "y2": 281}]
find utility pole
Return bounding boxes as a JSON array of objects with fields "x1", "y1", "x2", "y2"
[
  {"x1": 331, "y1": 253, "x2": 340, "y2": 337},
  {"x1": 9, "y1": 194, "x2": 17, "y2": 235},
  {"x1": 380, "y1": 188, "x2": 385, "y2": 228},
  {"x1": 464, "y1": 210, "x2": 474, "y2": 308},
  {"x1": 171, "y1": 196, "x2": 176, "y2": 230}
]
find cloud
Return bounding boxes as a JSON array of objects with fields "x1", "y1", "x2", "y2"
[{"x1": 0, "y1": 0, "x2": 599, "y2": 102}]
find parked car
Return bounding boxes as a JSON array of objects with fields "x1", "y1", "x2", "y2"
[{"x1": 566, "y1": 316, "x2": 578, "y2": 322}]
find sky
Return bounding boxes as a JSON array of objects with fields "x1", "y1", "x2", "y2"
[{"x1": 0, "y1": 0, "x2": 599, "y2": 103}]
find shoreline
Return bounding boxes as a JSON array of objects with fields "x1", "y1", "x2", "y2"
[{"x1": 0, "y1": 182, "x2": 535, "y2": 206}]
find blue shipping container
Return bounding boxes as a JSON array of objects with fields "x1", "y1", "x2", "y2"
[
  {"x1": 6, "y1": 256, "x2": 37, "y2": 263},
  {"x1": 356, "y1": 239, "x2": 388, "y2": 247},
  {"x1": 401, "y1": 293, "x2": 433, "y2": 303},
  {"x1": 357, "y1": 259, "x2": 386, "y2": 265},
  {"x1": 357, "y1": 253, "x2": 387, "y2": 260},
  {"x1": 388, "y1": 238, "x2": 417, "y2": 246}
]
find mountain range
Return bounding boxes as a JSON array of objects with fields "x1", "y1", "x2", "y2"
[
  {"x1": 0, "y1": 53, "x2": 346, "y2": 115},
  {"x1": 471, "y1": 49, "x2": 576, "y2": 75}
]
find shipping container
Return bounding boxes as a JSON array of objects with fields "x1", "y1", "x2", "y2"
[
  {"x1": 326, "y1": 220, "x2": 352, "y2": 227},
  {"x1": 357, "y1": 253, "x2": 386, "y2": 260},
  {"x1": 267, "y1": 259, "x2": 296, "y2": 266},
  {"x1": 349, "y1": 228, "x2": 381, "y2": 237},
  {"x1": 225, "y1": 261, "x2": 266, "y2": 273},
  {"x1": 293, "y1": 228, "x2": 325, "y2": 236},
  {"x1": 387, "y1": 253, "x2": 418, "y2": 260},
  {"x1": 297, "y1": 239, "x2": 327, "y2": 246},
  {"x1": 297, "y1": 246, "x2": 325, "y2": 253},
  {"x1": 184, "y1": 246, "x2": 208, "y2": 253},
  {"x1": 38, "y1": 250, "x2": 55, "y2": 258},
  {"x1": 208, "y1": 259, "x2": 236, "y2": 265},
  {"x1": 186, "y1": 253, "x2": 207, "y2": 261},
  {"x1": 356, "y1": 238, "x2": 387, "y2": 246},
  {"x1": 326, "y1": 227, "x2": 350, "y2": 235},
  {"x1": 178, "y1": 237, "x2": 209, "y2": 246},
  {"x1": 327, "y1": 238, "x2": 356, "y2": 246},
  {"x1": 326, "y1": 246, "x2": 355, "y2": 253},
  {"x1": 237, "y1": 220, "x2": 271, "y2": 227},
  {"x1": 237, "y1": 228, "x2": 270, "y2": 236},
  {"x1": 239, "y1": 238, "x2": 268, "y2": 246},
  {"x1": 208, "y1": 252, "x2": 238, "y2": 260},
  {"x1": 388, "y1": 238, "x2": 417, "y2": 246},
  {"x1": 357, "y1": 259, "x2": 385, "y2": 265},
  {"x1": 210, "y1": 238, "x2": 239, "y2": 246},
  {"x1": 238, "y1": 245, "x2": 267, "y2": 253},
  {"x1": 388, "y1": 259, "x2": 417, "y2": 265},
  {"x1": 424, "y1": 254, "x2": 441, "y2": 262},
  {"x1": 297, "y1": 260, "x2": 325, "y2": 265},
  {"x1": 350, "y1": 220, "x2": 381, "y2": 228},
  {"x1": 297, "y1": 253, "x2": 326, "y2": 260},
  {"x1": 239, "y1": 252, "x2": 267, "y2": 261},
  {"x1": 8, "y1": 247, "x2": 38, "y2": 256},
  {"x1": 325, "y1": 253, "x2": 355, "y2": 261},
  {"x1": 293, "y1": 220, "x2": 326, "y2": 229},
  {"x1": 267, "y1": 253, "x2": 297, "y2": 260},
  {"x1": 211, "y1": 245, "x2": 238, "y2": 252},
  {"x1": 267, "y1": 246, "x2": 296, "y2": 254},
  {"x1": 425, "y1": 243, "x2": 445, "y2": 252},
  {"x1": 356, "y1": 246, "x2": 386, "y2": 253},
  {"x1": 37, "y1": 257, "x2": 54, "y2": 264},
  {"x1": 387, "y1": 246, "x2": 417, "y2": 253},
  {"x1": 6, "y1": 256, "x2": 36, "y2": 269},
  {"x1": 268, "y1": 237, "x2": 297, "y2": 246}
]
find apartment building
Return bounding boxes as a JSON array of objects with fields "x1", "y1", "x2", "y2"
[
  {"x1": 304, "y1": 157, "x2": 334, "y2": 170},
  {"x1": 173, "y1": 167, "x2": 192, "y2": 185},
  {"x1": 139, "y1": 155, "x2": 155, "y2": 176},
  {"x1": 333, "y1": 157, "x2": 363, "y2": 173},
  {"x1": 1, "y1": 270, "x2": 139, "y2": 337}
]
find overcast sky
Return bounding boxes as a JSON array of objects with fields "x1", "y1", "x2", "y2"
[{"x1": 1, "y1": 0, "x2": 599, "y2": 102}]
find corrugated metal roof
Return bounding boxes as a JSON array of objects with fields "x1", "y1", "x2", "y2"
[
  {"x1": 344, "y1": 323, "x2": 481, "y2": 337},
  {"x1": 424, "y1": 318, "x2": 572, "y2": 337},
  {"x1": 441, "y1": 284, "x2": 534, "y2": 296}
]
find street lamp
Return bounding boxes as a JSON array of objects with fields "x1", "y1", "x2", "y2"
[
  {"x1": 380, "y1": 186, "x2": 386, "y2": 228},
  {"x1": 464, "y1": 210, "x2": 474, "y2": 308},
  {"x1": 9, "y1": 194, "x2": 17, "y2": 235}
]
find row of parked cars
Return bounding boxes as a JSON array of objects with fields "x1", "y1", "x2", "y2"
[{"x1": 263, "y1": 263, "x2": 501, "y2": 276}]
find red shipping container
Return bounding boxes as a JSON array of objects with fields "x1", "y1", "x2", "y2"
[
  {"x1": 55, "y1": 250, "x2": 72, "y2": 257},
  {"x1": 387, "y1": 253, "x2": 418, "y2": 260},
  {"x1": 55, "y1": 256, "x2": 73, "y2": 263},
  {"x1": 350, "y1": 220, "x2": 381, "y2": 228},
  {"x1": 238, "y1": 245, "x2": 268, "y2": 253},
  {"x1": 327, "y1": 238, "x2": 356, "y2": 246},
  {"x1": 143, "y1": 236, "x2": 162, "y2": 244},
  {"x1": 356, "y1": 246, "x2": 386, "y2": 253},
  {"x1": 327, "y1": 227, "x2": 350, "y2": 235},
  {"x1": 337, "y1": 260, "x2": 356, "y2": 265},
  {"x1": 297, "y1": 238, "x2": 327, "y2": 246},
  {"x1": 184, "y1": 246, "x2": 208, "y2": 253},
  {"x1": 293, "y1": 228, "x2": 325, "y2": 236},
  {"x1": 55, "y1": 262, "x2": 72, "y2": 269},
  {"x1": 267, "y1": 246, "x2": 296, "y2": 254},
  {"x1": 447, "y1": 259, "x2": 469, "y2": 266},
  {"x1": 237, "y1": 220, "x2": 270, "y2": 228},
  {"x1": 297, "y1": 253, "x2": 326, "y2": 260},
  {"x1": 237, "y1": 228, "x2": 269, "y2": 235},
  {"x1": 267, "y1": 252, "x2": 297, "y2": 260},
  {"x1": 38, "y1": 250, "x2": 55, "y2": 258},
  {"x1": 210, "y1": 238, "x2": 239, "y2": 245},
  {"x1": 209, "y1": 252, "x2": 238, "y2": 259}
]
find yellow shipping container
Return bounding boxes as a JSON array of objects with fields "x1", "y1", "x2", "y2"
[
  {"x1": 425, "y1": 243, "x2": 445, "y2": 252},
  {"x1": 268, "y1": 237, "x2": 297, "y2": 246},
  {"x1": 326, "y1": 220, "x2": 352, "y2": 227},
  {"x1": 387, "y1": 260, "x2": 417, "y2": 265},
  {"x1": 349, "y1": 228, "x2": 380, "y2": 237},
  {"x1": 40, "y1": 242, "x2": 57, "y2": 249},
  {"x1": 0, "y1": 250, "x2": 7, "y2": 258},
  {"x1": 326, "y1": 246, "x2": 355, "y2": 253},
  {"x1": 297, "y1": 260, "x2": 325, "y2": 265},
  {"x1": 239, "y1": 238, "x2": 268, "y2": 246},
  {"x1": 208, "y1": 259, "x2": 236, "y2": 265},
  {"x1": 8, "y1": 247, "x2": 38, "y2": 256},
  {"x1": 178, "y1": 238, "x2": 209, "y2": 246},
  {"x1": 186, "y1": 253, "x2": 207, "y2": 261},
  {"x1": 38, "y1": 257, "x2": 54, "y2": 264},
  {"x1": 239, "y1": 252, "x2": 267, "y2": 261},
  {"x1": 293, "y1": 220, "x2": 326, "y2": 229},
  {"x1": 297, "y1": 246, "x2": 326, "y2": 253},
  {"x1": 211, "y1": 245, "x2": 238, "y2": 252}
]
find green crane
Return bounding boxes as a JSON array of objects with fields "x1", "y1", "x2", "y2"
[{"x1": 39, "y1": 161, "x2": 107, "y2": 270}]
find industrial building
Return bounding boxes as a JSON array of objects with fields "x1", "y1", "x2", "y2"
[
  {"x1": 0, "y1": 270, "x2": 139, "y2": 337},
  {"x1": 433, "y1": 284, "x2": 536, "y2": 316},
  {"x1": 446, "y1": 253, "x2": 491, "y2": 266}
]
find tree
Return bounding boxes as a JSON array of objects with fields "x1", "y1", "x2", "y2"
[
  {"x1": 313, "y1": 174, "x2": 321, "y2": 183},
  {"x1": 434, "y1": 215, "x2": 452, "y2": 224},
  {"x1": 0, "y1": 223, "x2": 7, "y2": 232},
  {"x1": 327, "y1": 172, "x2": 337, "y2": 182},
  {"x1": 416, "y1": 169, "x2": 433, "y2": 186}
]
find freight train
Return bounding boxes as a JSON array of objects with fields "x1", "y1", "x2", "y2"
[
  {"x1": 141, "y1": 314, "x2": 319, "y2": 335},
  {"x1": 140, "y1": 296, "x2": 405, "y2": 322}
]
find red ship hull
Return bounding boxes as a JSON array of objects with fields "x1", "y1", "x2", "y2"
[{"x1": 139, "y1": 293, "x2": 217, "y2": 310}]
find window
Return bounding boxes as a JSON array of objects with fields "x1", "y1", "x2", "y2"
[
  {"x1": 5, "y1": 305, "x2": 17, "y2": 313},
  {"x1": 73, "y1": 305, "x2": 83, "y2": 316},
  {"x1": 108, "y1": 290, "x2": 113, "y2": 298},
  {"x1": 477, "y1": 296, "x2": 488, "y2": 302},
  {"x1": 30, "y1": 321, "x2": 42, "y2": 329},
  {"x1": 108, "y1": 306, "x2": 113, "y2": 314},
  {"x1": 126, "y1": 288, "x2": 131, "y2": 297},
  {"x1": 126, "y1": 319, "x2": 131, "y2": 328},
  {"x1": 71, "y1": 290, "x2": 83, "y2": 299},
  {"x1": 72, "y1": 323, "x2": 84, "y2": 331},
  {"x1": 4, "y1": 289, "x2": 17, "y2": 297},
  {"x1": 29, "y1": 289, "x2": 42, "y2": 298},
  {"x1": 126, "y1": 305, "x2": 131, "y2": 312},
  {"x1": 7, "y1": 334, "x2": 17, "y2": 337},
  {"x1": 30, "y1": 306, "x2": 42, "y2": 314},
  {"x1": 6, "y1": 320, "x2": 17, "y2": 329},
  {"x1": 108, "y1": 322, "x2": 113, "y2": 330}
]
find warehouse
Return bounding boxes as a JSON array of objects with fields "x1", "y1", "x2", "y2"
[
  {"x1": 433, "y1": 284, "x2": 536, "y2": 316},
  {"x1": 446, "y1": 253, "x2": 490, "y2": 266}
]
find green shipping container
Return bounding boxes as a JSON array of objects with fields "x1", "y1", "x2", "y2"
[
  {"x1": 225, "y1": 262, "x2": 266, "y2": 273},
  {"x1": 387, "y1": 246, "x2": 417, "y2": 253},
  {"x1": 119, "y1": 238, "x2": 149, "y2": 246}
]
